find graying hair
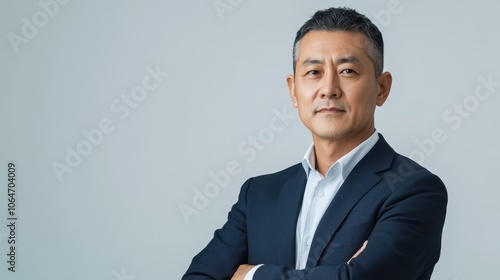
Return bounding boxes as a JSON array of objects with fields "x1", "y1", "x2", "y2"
[{"x1": 292, "y1": 7, "x2": 384, "y2": 77}]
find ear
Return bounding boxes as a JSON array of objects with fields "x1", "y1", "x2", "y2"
[
  {"x1": 286, "y1": 75, "x2": 298, "y2": 108},
  {"x1": 376, "y1": 71, "x2": 392, "y2": 106}
]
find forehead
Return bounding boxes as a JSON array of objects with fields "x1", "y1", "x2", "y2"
[{"x1": 297, "y1": 30, "x2": 372, "y2": 63}]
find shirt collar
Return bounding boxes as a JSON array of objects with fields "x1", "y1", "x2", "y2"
[{"x1": 301, "y1": 131, "x2": 379, "y2": 180}]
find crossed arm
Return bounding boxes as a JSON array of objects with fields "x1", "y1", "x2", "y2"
[
  {"x1": 231, "y1": 241, "x2": 368, "y2": 280},
  {"x1": 183, "y1": 171, "x2": 447, "y2": 280}
]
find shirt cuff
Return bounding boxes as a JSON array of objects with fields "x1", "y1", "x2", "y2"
[{"x1": 243, "y1": 264, "x2": 264, "y2": 280}]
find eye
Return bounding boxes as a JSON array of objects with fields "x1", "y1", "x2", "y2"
[
  {"x1": 306, "y1": 70, "x2": 320, "y2": 75},
  {"x1": 340, "y1": 69, "x2": 356, "y2": 74}
]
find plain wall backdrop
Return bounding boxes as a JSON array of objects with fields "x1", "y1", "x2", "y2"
[{"x1": 1, "y1": 0, "x2": 499, "y2": 279}]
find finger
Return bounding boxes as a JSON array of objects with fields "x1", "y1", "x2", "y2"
[
  {"x1": 348, "y1": 240, "x2": 368, "y2": 264},
  {"x1": 353, "y1": 241, "x2": 368, "y2": 258}
]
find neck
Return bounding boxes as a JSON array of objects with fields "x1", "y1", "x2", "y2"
[{"x1": 313, "y1": 128, "x2": 375, "y2": 176}]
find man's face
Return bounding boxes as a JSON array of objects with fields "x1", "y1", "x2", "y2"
[{"x1": 287, "y1": 30, "x2": 392, "y2": 144}]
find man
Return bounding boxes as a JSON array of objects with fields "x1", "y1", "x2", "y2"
[{"x1": 183, "y1": 7, "x2": 447, "y2": 280}]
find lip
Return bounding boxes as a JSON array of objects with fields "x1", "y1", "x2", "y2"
[{"x1": 316, "y1": 106, "x2": 346, "y2": 114}]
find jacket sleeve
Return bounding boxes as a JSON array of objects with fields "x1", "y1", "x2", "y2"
[
  {"x1": 254, "y1": 171, "x2": 447, "y2": 280},
  {"x1": 182, "y1": 178, "x2": 253, "y2": 280}
]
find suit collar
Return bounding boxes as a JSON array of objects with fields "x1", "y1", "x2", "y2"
[{"x1": 306, "y1": 133, "x2": 395, "y2": 267}]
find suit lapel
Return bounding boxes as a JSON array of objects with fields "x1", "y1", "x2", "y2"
[
  {"x1": 306, "y1": 135, "x2": 395, "y2": 267},
  {"x1": 274, "y1": 164, "x2": 307, "y2": 267}
]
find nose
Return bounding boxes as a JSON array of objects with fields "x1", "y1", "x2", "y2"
[{"x1": 319, "y1": 75, "x2": 341, "y2": 99}]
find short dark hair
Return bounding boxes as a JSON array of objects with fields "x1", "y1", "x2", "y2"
[{"x1": 293, "y1": 7, "x2": 384, "y2": 76}]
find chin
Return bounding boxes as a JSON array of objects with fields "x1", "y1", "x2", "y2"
[{"x1": 314, "y1": 130, "x2": 347, "y2": 140}]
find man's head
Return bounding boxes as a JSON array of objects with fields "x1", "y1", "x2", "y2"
[
  {"x1": 293, "y1": 7, "x2": 384, "y2": 77},
  {"x1": 287, "y1": 7, "x2": 392, "y2": 146}
]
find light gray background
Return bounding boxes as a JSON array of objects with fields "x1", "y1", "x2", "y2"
[{"x1": 1, "y1": 0, "x2": 499, "y2": 279}]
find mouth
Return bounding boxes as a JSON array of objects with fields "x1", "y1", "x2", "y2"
[{"x1": 316, "y1": 107, "x2": 346, "y2": 114}]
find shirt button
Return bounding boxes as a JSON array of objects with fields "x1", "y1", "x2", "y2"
[
  {"x1": 318, "y1": 190, "x2": 325, "y2": 197},
  {"x1": 306, "y1": 240, "x2": 312, "y2": 246}
]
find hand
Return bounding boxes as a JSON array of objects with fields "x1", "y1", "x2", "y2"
[
  {"x1": 347, "y1": 240, "x2": 368, "y2": 264},
  {"x1": 231, "y1": 264, "x2": 255, "y2": 280}
]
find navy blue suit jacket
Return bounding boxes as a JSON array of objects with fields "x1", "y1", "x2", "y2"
[{"x1": 183, "y1": 135, "x2": 447, "y2": 280}]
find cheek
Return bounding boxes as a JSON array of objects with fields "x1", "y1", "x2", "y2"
[
  {"x1": 295, "y1": 89, "x2": 315, "y2": 110},
  {"x1": 296, "y1": 102, "x2": 312, "y2": 121},
  {"x1": 346, "y1": 91, "x2": 378, "y2": 117},
  {"x1": 294, "y1": 96, "x2": 314, "y2": 125},
  {"x1": 295, "y1": 81, "x2": 318, "y2": 98}
]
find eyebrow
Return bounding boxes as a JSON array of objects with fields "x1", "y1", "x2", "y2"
[
  {"x1": 301, "y1": 56, "x2": 362, "y2": 67},
  {"x1": 302, "y1": 58, "x2": 324, "y2": 66},
  {"x1": 336, "y1": 56, "x2": 362, "y2": 65}
]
